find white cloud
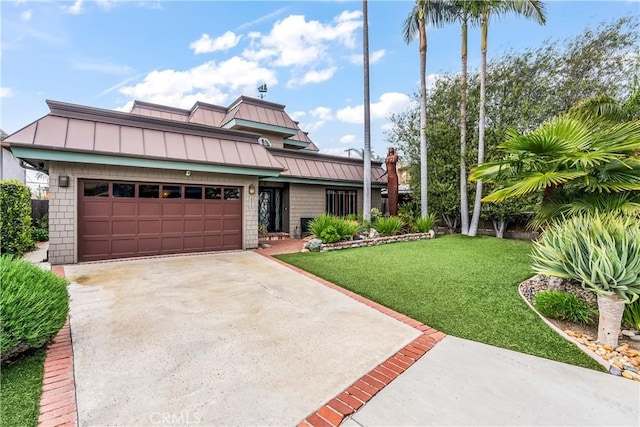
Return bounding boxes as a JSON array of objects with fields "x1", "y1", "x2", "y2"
[
  {"x1": 287, "y1": 67, "x2": 337, "y2": 87},
  {"x1": 339, "y1": 134, "x2": 356, "y2": 144},
  {"x1": 236, "y1": 7, "x2": 289, "y2": 31},
  {"x1": 310, "y1": 106, "x2": 333, "y2": 121},
  {"x1": 118, "y1": 57, "x2": 277, "y2": 109},
  {"x1": 71, "y1": 58, "x2": 133, "y2": 75},
  {"x1": 321, "y1": 147, "x2": 351, "y2": 157},
  {"x1": 64, "y1": 0, "x2": 84, "y2": 14},
  {"x1": 349, "y1": 49, "x2": 386, "y2": 65},
  {"x1": 289, "y1": 111, "x2": 306, "y2": 121},
  {"x1": 242, "y1": 11, "x2": 362, "y2": 68},
  {"x1": 190, "y1": 31, "x2": 241, "y2": 54},
  {"x1": 20, "y1": 10, "x2": 32, "y2": 21},
  {"x1": 381, "y1": 122, "x2": 394, "y2": 131},
  {"x1": 336, "y1": 92, "x2": 415, "y2": 124},
  {"x1": 0, "y1": 87, "x2": 14, "y2": 98}
]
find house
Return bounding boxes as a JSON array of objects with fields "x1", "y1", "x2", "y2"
[
  {"x1": 1, "y1": 129, "x2": 26, "y2": 183},
  {"x1": 5, "y1": 97, "x2": 385, "y2": 264}
]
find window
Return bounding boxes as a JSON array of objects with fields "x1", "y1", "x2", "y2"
[
  {"x1": 185, "y1": 186, "x2": 202, "y2": 199},
  {"x1": 326, "y1": 190, "x2": 357, "y2": 216},
  {"x1": 84, "y1": 181, "x2": 109, "y2": 197},
  {"x1": 205, "y1": 187, "x2": 221, "y2": 199},
  {"x1": 113, "y1": 183, "x2": 135, "y2": 198},
  {"x1": 139, "y1": 184, "x2": 159, "y2": 198},
  {"x1": 162, "y1": 185, "x2": 182, "y2": 199},
  {"x1": 224, "y1": 188, "x2": 240, "y2": 200}
]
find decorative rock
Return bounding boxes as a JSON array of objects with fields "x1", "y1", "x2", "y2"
[
  {"x1": 621, "y1": 330, "x2": 636, "y2": 337},
  {"x1": 548, "y1": 275, "x2": 564, "y2": 290},
  {"x1": 603, "y1": 344, "x2": 613, "y2": 351},
  {"x1": 305, "y1": 238, "x2": 323, "y2": 252},
  {"x1": 369, "y1": 228, "x2": 380, "y2": 239},
  {"x1": 630, "y1": 335, "x2": 640, "y2": 342},
  {"x1": 609, "y1": 366, "x2": 622, "y2": 376},
  {"x1": 616, "y1": 345, "x2": 629, "y2": 352},
  {"x1": 428, "y1": 230, "x2": 435, "y2": 238},
  {"x1": 622, "y1": 371, "x2": 634, "y2": 380},
  {"x1": 300, "y1": 248, "x2": 310, "y2": 253},
  {"x1": 623, "y1": 365, "x2": 639, "y2": 373}
]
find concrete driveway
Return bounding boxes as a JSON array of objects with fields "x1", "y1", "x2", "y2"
[{"x1": 66, "y1": 252, "x2": 419, "y2": 426}]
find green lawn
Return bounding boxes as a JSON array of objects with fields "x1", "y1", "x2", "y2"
[
  {"x1": 1, "y1": 349, "x2": 46, "y2": 427},
  {"x1": 278, "y1": 235, "x2": 602, "y2": 371}
]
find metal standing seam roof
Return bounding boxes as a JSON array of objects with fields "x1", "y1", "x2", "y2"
[
  {"x1": 220, "y1": 97, "x2": 299, "y2": 130},
  {"x1": 6, "y1": 101, "x2": 285, "y2": 172},
  {"x1": 270, "y1": 150, "x2": 387, "y2": 184}
]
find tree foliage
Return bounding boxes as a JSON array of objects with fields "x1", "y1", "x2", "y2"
[
  {"x1": 0, "y1": 179, "x2": 35, "y2": 257},
  {"x1": 387, "y1": 17, "x2": 639, "y2": 233}
]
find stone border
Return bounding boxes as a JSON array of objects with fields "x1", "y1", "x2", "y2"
[
  {"x1": 321, "y1": 232, "x2": 435, "y2": 252},
  {"x1": 261, "y1": 253, "x2": 446, "y2": 426},
  {"x1": 38, "y1": 266, "x2": 78, "y2": 427},
  {"x1": 517, "y1": 280, "x2": 610, "y2": 371}
]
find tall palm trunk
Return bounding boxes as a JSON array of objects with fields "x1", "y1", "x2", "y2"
[
  {"x1": 459, "y1": 12, "x2": 469, "y2": 235},
  {"x1": 363, "y1": 0, "x2": 372, "y2": 222},
  {"x1": 468, "y1": 7, "x2": 487, "y2": 236},
  {"x1": 419, "y1": 10, "x2": 429, "y2": 218},
  {"x1": 597, "y1": 294, "x2": 625, "y2": 347}
]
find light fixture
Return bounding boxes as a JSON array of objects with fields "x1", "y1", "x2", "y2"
[
  {"x1": 248, "y1": 184, "x2": 256, "y2": 195},
  {"x1": 185, "y1": 170, "x2": 191, "y2": 177},
  {"x1": 59, "y1": 175, "x2": 70, "y2": 187}
]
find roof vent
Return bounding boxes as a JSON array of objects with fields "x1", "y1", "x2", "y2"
[{"x1": 258, "y1": 137, "x2": 272, "y2": 147}]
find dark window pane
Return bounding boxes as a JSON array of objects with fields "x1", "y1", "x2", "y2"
[
  {"x1": 185, "y1": 186, "x2": 202, "y2": 199},
  {"x1": 348, "y1": 191, "x2": 357, "y2": 215},
  {"x1": 224, "y1": 188, "x2": 240, "y2": 200},
  {"x1": 84, "y1": 181, "x2": 109, "y2": 197},
  {"x1": 205, "y1": 187, "x2": 221, "y2": 200},
  {"x1": 337, "y1": 191, "x2": 346, "y2": 216},
  {"x1": 139, "y1": 184, "x2": 159, "y2": 198},
  {"x1": 113, "y1": 183, "x2": 135, "y2": 198},
  {"x1": 162, "y1": 185, "x2": 181, "y2": 199}
]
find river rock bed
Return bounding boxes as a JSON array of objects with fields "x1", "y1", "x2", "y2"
[{"x1": 520, "y1": 274, "x2": 640, "y2": 381}]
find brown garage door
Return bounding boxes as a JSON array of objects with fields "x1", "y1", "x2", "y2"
[{"x1": 78, "y1": 180, "x2": 242, "y2": 262}]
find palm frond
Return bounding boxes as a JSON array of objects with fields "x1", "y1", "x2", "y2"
[{"x1": 482, "y1": 170, "x2": 587, "y2": 202}]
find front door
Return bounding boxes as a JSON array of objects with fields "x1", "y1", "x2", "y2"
[{"x1": 258, "y1": 188, "x2": 282, "y2": 232}]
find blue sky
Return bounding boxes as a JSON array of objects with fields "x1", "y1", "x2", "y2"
[{"x1": 1, "y1": 0, "x2": 638, "y2": 159}]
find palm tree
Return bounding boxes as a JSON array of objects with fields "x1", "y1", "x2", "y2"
[
  {"x1": 403, "y1": 0, "x2": 447, "y2": 218},
  {"x1": 363, "y1": 0, "x2": 372, "y2": 222},
  {"x1": 467, "y1": 0, "x2": 546, "y2": 236},
  {"x1": 469, "y1": 113, "x2": 640, "y2": 228}
]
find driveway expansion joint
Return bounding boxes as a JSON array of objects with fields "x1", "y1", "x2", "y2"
[{"x1": 260, "y1": 252, "x2": 446, "y2": 427}]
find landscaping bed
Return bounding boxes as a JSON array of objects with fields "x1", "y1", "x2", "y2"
[{"x1": 520, "y1": 275, "x2": 640, "y2": 381}]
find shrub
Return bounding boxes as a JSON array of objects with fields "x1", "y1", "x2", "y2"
[
  {"x1": 0, "y1": 180, "x2": 35, "y2": 257},
  {"x1": 534, "y1": 290, "x2": 597, "y2": 325},
  {"x1": 32, "y1": 228, "x2": 49, "y2": 242},
  {"x1": 375, "y1": 216, "x2": 404, "y2": 236},
  {"x1": 1, "y1": 256, "x2": 69, "y2": 362},
  {"x1": 414, "y1": 213, "x2": 438, "y2": 233},
  {"x1": 258, "y1": 224, "x2": 268, "y2": 238},
  {"x1": 370, "y1": 208, "x2": 382, "y2": 224},
  {"x1": 623, "y1": 300, "x2": 640, "y2": 330},
  {"x1": 531, "y1": 214, "x2": 640, "y2": 303},
  {"x1": 308, "y1": 214, "x2": 357, "y2": 243},
  {"x1": 398, "y1": 201, "x2": 420, "y2": 224}
]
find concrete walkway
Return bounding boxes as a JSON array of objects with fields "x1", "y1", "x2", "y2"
[
  {"x1": 344, "y1": 336, "x2": 640, "y2": 426},
  {"x1": 65, "y1": 251, "x2": 419, "y2": 426}
]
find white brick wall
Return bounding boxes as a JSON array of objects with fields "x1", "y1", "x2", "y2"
[{"x1": 48, "y1": 162, "x2": 258, "y2": 264}]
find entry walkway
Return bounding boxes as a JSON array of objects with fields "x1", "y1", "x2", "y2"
[{"x1": 343, "y1": 336, "x2": 640, "y2": 426}]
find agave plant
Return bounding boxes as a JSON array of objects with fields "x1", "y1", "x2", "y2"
[{"x1": 531, "y1": 213, "x2": 640, "y2": 346}]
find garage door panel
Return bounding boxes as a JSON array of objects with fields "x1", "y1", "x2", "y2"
[
  {"x1": 139, "y1": 202, "x2": 161, "y2": 216},
  {"x1": 79, "y1": 180, "x2": 242, "y2": 261},
  {"x1": 83, "y1": 201, "x2": 111, "y2": 217},
  {"x1": 162, "y1": 204, "x2": 183, "y2": 216},
  {"x1": 138, "y1": 220, "x2": 161, "y2": 235},
  {"x1": 112, "y1": 220, "x2": 136, "y2": 235},
  {"x1": 112, "y1": 202, "x2": 136, "y2": 217},
  {"x1": 111, "y1": 239, "x2": 137, "y2": 256}
]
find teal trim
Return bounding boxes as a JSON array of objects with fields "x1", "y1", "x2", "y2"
[
  {"x1": 222, "y1": 118, "x2": 297, "y2": 136},
  {"x1": 11, "y1": 147, "x2": 281, "y2": 177},
  {"x1": 283, "y1": 139, "x2": 310, "y2": 148},
  {"x1": 261, "y1": 176, "x2": 386, "y2": 188}
]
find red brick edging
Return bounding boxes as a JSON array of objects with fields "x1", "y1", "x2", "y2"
[
  {"x1": 260, "y1": 253, "x2": 447, "y2": 426},
  {"x1": 38, "y1": 266, "x2": 78, "y2": 427}
]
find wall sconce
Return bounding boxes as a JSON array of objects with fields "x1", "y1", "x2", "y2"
[
  {"x1": 59, "y1": 175, "x2": 70, "y2": 188},
  {"x1": 248, "y1": 184, "x2": 256, "y2": 195},
  {"x1": 185, "y1": 170, "x2": 191, "y2": 177}
]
